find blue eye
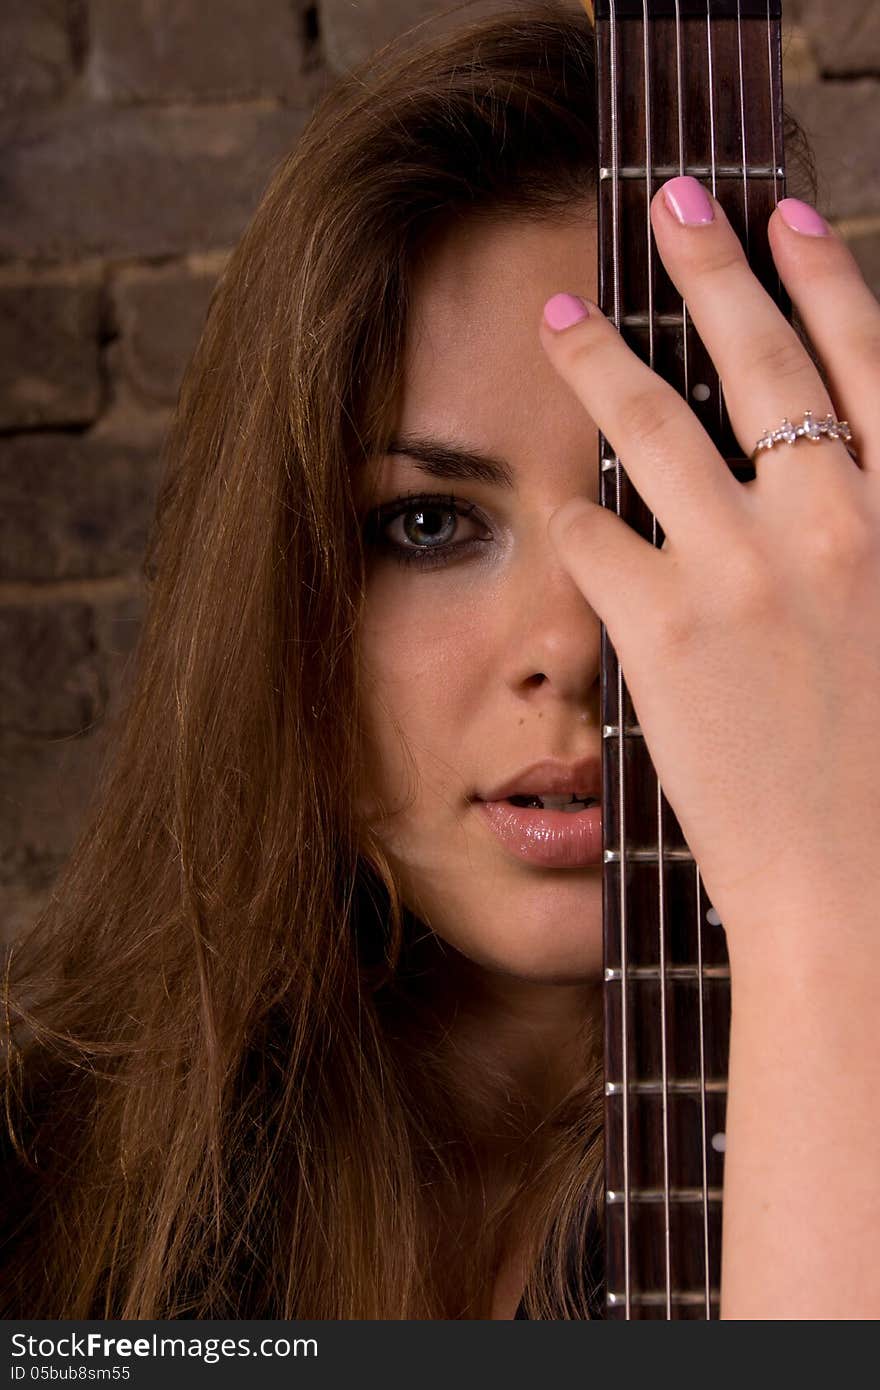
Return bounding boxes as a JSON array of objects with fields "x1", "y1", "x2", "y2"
[{"x1": 363, "y1": 492, "x2": 491, "y2": 569}]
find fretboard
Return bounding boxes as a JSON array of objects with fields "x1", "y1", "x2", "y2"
[{"x1": 595, "y1": 0, "x2": 787, "y2": 1319}]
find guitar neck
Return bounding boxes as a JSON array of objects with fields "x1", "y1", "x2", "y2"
[{"x1": 595, "y1": 0, "x2": 787, "y2": 1318}]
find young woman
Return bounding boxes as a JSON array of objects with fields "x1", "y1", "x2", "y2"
[{"x1": 2, "y1": 2, "x2": 879, "y2": 1319}]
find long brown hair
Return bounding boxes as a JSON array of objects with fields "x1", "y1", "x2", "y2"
[{"x1": 1, "y1": 1, "x2": 814, "y2": 1319}]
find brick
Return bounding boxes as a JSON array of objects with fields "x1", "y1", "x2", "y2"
[
  {"x1": 320, "y1": 0, "x2": 583, "y2": 74},
  {"x1": 88, "y1": 0, "x2": 310, "y2": 102},
  {"x1": 0, "y1": 882, "x2": 51, "y2": 947},
  {"x1": 0, "y1": 276, "x2": 102, "y2": 429},
  {"x1": 781, "y1": 17, "x2": 819, "y2": 87},
  {"x1": 0, "y1": 587, "x2": 145, "y2": 900},
  {"x1": 0, "y1": 430, "x2": 163, "y2": 582},
  {"x1": 320, "y1": 0, "x2": 461, "y2": 72},
  {"x1": 90, "y1": 589, "x2": 146, "y2": 678},
  {"x1": 0, "y1": 725, "x2": 111, "y2": 891},
  {"x1": 0, "y1": 601, "x2": 103, "y2": 737},
  {"x1": 0, "y1": 0, "x2": 73, "y2": 109},
  {"x1": 797, "y1": 0, "x2": 880, "y2": 76},
  {"x1": 112, "y1": 263, "x2": 219, "y2": 404},
  {"x1": 785, "y1": 82, "x2": 880, "y2": 221},
  {"x1": 0, "y1": 103, "x2": 308, "y2": 261},
  {"x1": 89, "y1": 587, "x2": 148, "y2": 730}
]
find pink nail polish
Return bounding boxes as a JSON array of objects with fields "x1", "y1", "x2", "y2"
[
  {"x1": 776, "y1": 198, "x2": 830, "y2": 236},
  {"x1": 662, "y1": 175, "x2": 715, "y2": 225},
  {"x1": 543, "y1": 293, "x2": 590, "y2": 331}
]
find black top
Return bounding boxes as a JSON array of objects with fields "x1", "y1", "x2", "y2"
[{"x1": 513, "y1": 1205, "x2": 605, "y2": 1319}]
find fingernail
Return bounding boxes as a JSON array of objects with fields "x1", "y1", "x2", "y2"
[
  {"x1": 662, "y1": 175, "x2": 715, "y2": 226},
  {"x1": 776, "y1": 197, "x2": 830, "y2": 236},
  {"x1": 543, "y1": 292, "x2": 590, "y2": 331}
]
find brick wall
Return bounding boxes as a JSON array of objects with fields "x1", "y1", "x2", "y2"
[{"x1": 2, "y1": 1, "x2": 878, "y2": 942}]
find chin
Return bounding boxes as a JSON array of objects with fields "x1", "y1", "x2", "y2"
[
  {"x1": 393, "y1": 847, "x2": 605, "y2": 982},
  {"x1": 453, "y1": 929, "x2": 604, "y2": 985}
]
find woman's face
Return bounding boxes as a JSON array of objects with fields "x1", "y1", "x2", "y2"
[{"x1": 357, "y1": 211, "x2": 603, "y2": 984}]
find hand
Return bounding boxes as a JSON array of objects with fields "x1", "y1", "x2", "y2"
[{"x1": 539, "y1": 178, "x2": 880, "y2": 943}]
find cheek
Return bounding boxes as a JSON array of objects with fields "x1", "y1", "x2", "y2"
[
  {"x1": 354, "y1": 576, "x2": 604, "y2": 984},
  {"x1": 355, "y1": 574, "x2": 491, "y2": 812}
]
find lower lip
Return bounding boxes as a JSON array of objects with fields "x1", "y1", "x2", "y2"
[{"x1": 474, "y1": 800, "x2": 603, "y2": 869}]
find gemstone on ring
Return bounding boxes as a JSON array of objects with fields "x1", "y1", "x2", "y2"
[
  {"x1": 803, "y1": 410, "x2": 821, "y2": 441},
  {"x1": 750, "y1": 409, "x2": 853, "y2": 461}
]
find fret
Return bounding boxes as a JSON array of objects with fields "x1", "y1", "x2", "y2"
[
  {"x1": 604, "y1": 847, "x2": 694, "y2": 862},
  {"x1": 600, "y1": 162, "x2": 783, "y2": 180},
  {"x1": 602, "y1": 723, "x2": 643, "y2": 736},
  {"x1": 606, "y1": 1079, "x2": 727, "y2": 1095},
  {"x1": 602, "y1": 846, "x2": 728, "y2": 968},
  {"x1": 607, "y1": 1290, "x2": 720, "y2": 1308},
  {"x1": 620, "y1": 311, "x2": 684, "y2": 326},
  {"x1": 607, "y1": 1187, "x2": 723, "y2": 1203},
  {"x1": 601, "y1": 177, "x2": 781, "y2": 320},
  {"x1": 604, "y1": 965, "x2": 730, "y2": 981}
]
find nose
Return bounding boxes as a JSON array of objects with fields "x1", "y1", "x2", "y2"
[{"x1": 504, "y1": 533, "x2": 602, "y2": 713}]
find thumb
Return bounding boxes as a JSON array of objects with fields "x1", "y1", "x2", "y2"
[{"x1": 547, "y1": 494, "x2": 669, "y2": 640}]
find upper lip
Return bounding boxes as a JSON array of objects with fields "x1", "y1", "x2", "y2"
[{"x1": 476, "y1": 756, "x2": 601, "y2": 802}]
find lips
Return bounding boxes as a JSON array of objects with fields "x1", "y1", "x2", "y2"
[
  {"x1": 476, "y1": 755, "x2": 601, "y2": 803},
  {"x1": 474, "y1": 799, "x2": 603, "y2": 868}
]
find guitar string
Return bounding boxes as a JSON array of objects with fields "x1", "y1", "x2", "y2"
[
  {"x1": 702, "y1": 1, "x2": 722, "y2": 1306},
  {"x1": 767, "y1": 0, "x2": 782, "y2": 277},
  {"x1": 672, "y1": 0, "x2": 711, "y2": 1321},
  {"x1": 692, "y1": 0, "x2": 720, "y2": 1322},
  {"x1": 706, "y1": 4, "x2": 722, "y2": 438},
  {"x1": 722, "y1": 0, "x2": 750, "y2": 1317},
  {"x1": 737, "y1": 1, "x2": 752, "y2": 260},
  {"x1": 641, "y1": 0, "x2": 673, "y2": 1321},
  {"x1": 607, "y1": 0, "x2": 632, "y2": 1321},
  {"x1": 675, "y1": 0, "x2": 690, "y2": 403}
]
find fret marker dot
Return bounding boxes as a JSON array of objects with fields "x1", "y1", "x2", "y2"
[
  {"x1": 706, "y1": 907, "x2": 722, "y2": 926},
  {"x1": 711, "y1": 1132, "x2": 727, "y2": 1153},
  {"x1": 692, "y1": 383, "x2": 711, "y2": 402}
]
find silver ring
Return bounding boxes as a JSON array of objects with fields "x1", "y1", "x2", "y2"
[{"x1": 750, "y1": 410, "x2": 853, "y2": 463}]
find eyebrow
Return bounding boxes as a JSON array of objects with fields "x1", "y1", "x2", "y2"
[{"x1": 386, "y1": 434, "x2": 515, "y2": 489}]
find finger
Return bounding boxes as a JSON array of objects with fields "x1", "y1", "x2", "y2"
[
  {"x1": 768, "y1": 200, "x2": 880, "y2": 460},
  {"x1": 650, "y1": 177, "x2": 852, "y2": 482},
  {"x1": 547, "y1": 494, "x2": 675, "y2": 659},
  {"x1": 540, "y1": 293, "x2": 745, "y2": 548}
]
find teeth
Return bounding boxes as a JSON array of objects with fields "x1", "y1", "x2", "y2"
[
  {"x1": 542, "y1": 794, "x2": 587, "y2": 812},
  {"x1": 507, "y1": 793, "x2": 598, "y2": 811}
]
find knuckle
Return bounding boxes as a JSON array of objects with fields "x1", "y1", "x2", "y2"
[
  {"x1": 695, "y1": 244, "x2": 746, "y2": 281},
  {"x1": 749, "y1": 331, "x2": 810, "y2": 383},
  {"x1": 801, "y1": 507, "x2": 878, "y2": 574},
  {"x1": 561, "y1": 329, "x2": 603, "y2": 375},
  {"x1": 552, "y1": 497, "x2": 595, "y2": 547},
  {"x1": 617, "y1": 385, "x2": 678, "y2": 448},
  {"x1": 653, "y1": 601, "x2": 699, "y2": 653}
]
